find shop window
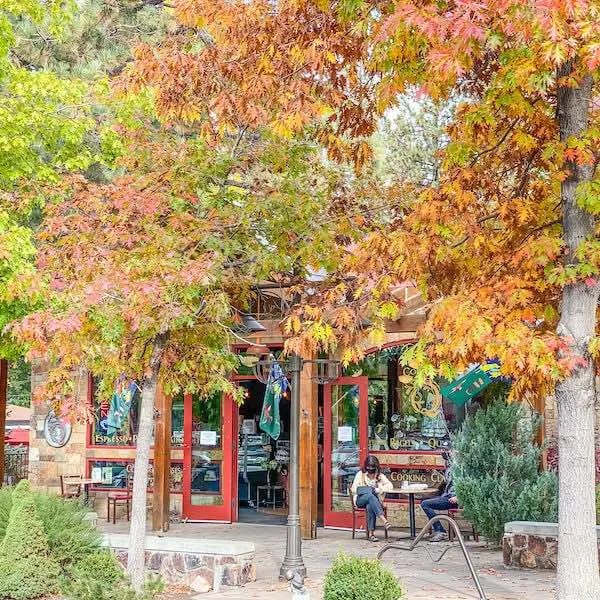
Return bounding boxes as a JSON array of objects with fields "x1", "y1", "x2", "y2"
[
  {"x1": 88, "y1": 459, "x2": 183, "y2": 493},
  {"x1": 89, "y1": 378, "x2": 184, "y2": 447},
  {"x1": 189, "y1": 391, "x2": 224, "y2": 507},
  {"x1": 345, "y1": 346, "x2": 466, "y2": 452}
]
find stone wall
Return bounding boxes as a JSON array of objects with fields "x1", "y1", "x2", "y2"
[
  {"x1": 503, "y1": 521, "x2": 600, "y2": 570},
  {"x1": 28, "y1": 360, "x2": 87, "y2": 493},
  {"x1": 104, "y1": 534, "x2": 256, "y2": 594}
]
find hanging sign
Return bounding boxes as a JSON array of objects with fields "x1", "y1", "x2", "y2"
[
  {"x1": 43, "y1": 410, "x2": 72, "y2": 448},
  {"x1": 441, "y1": 363, "x2": 501, "y2": 406}
]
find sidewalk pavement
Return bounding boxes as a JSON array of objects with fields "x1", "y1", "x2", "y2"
[{"x1": 101, "y1": 521, "x2": 556, "y2": 600}]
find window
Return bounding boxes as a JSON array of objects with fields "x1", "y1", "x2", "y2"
[
  {"x1": 345, "y1": 346, "x2": 466, "y2": 452},
  {"x1": 88, "y1": 459, "x2": 183, "y2": 492},
  {"x1": 89, "y1": 378, "x2": 184, "y2": 447}
]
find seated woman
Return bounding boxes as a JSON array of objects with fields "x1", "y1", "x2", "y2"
[{"x1": 350, "y1": 455, "x2": 394, "y2": 542}]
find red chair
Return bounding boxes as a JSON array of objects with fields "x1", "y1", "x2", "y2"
[
  {"x1": 107, "y1": 472, "x2": 133, "y2": 524},
  {"x1": 350, "y1": 490, "x2": 389, "y2": 540}
]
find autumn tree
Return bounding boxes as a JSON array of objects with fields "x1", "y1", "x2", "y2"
[
  {"x1": 126, "y1": 1, "x2": 600, "y2": 597},
  {"x1": 0, "y1": 0, "x2": 101, "y2": 483},
  {"x1": 13, "y1": 116, "x2": 348, "y2": 588}
]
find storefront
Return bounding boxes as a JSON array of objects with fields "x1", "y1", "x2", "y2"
[{"x1": 26, "y1": 339, "x2": 465, "y2": 534}]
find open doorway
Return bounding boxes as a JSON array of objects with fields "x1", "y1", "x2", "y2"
[{"x1": 237, "y1": 379, "x2": 290, "y2": 525}]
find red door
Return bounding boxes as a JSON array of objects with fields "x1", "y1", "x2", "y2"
[
  {"x1": 323, "y1": 377, "x2": 368, "y2": 528},
  {"x1": 182, "y1": 392, "x2": 235, "y2": 521}
]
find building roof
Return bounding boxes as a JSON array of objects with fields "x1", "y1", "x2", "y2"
[{"x1": 6, "y1": 404, "x2": 32, "y2": 423}]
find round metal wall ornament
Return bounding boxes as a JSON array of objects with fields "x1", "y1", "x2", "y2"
[{"x1": 43, "y1": 409, "x2": 72, "y2": 448}]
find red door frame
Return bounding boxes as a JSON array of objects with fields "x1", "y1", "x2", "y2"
[
  {"x1": 323, "y1": 376, "x2": 368, "y2": 529},
  {"x1": 182, "y1": 392, "x2": 235, "y2": 522}
]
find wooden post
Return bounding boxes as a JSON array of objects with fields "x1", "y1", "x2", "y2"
[
  {"x1": 299, "y1": 358, "x2": 318, "y2": 539},
  {"x1": 0, "y1": 360, "x2": 7, "y2": 487},
  {"x1": 152, "y1": 384, "x2": 171, "y2": 532}
]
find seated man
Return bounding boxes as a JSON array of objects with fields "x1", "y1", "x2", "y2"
[{"x1": 421, "y1": 452, "x2": 458, "y2": 542}]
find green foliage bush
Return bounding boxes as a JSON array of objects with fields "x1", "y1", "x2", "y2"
[
  {"x1": 0, "y1": 480, "x2": 61, "y2": 599},
  {"x1": 0, "y1": 483, "x2": 163, "y2": 600},
  {"x1": 0, "y1": 483, "x2": 101, "y2": 570},
  {"x1": 61, "y1": 552, "x2": 164, "y2": 600},
  {"x1": 323, "y1": 554, "x2": 403, "y2": 600},
  {"x1": 453, "y1": 399, "x2": 558, "y2": 545}
]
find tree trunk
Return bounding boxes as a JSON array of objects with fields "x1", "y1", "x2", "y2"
[
  {"x1": 127, "y1": 332, "x2": 169, "y2": 591},
  {"x1": 555, "y1": 63, "x2": 600, "y2": 600}
]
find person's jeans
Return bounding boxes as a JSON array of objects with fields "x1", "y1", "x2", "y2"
[
  {"x1": 421, "y1": 496, "x2": 455, "y2": 533},
  {"x1": 356, "y1": 493, "x2": 384, "y2": 532}
]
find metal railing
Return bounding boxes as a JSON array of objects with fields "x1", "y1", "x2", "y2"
[
  {"x1": 4, "y1": 444, "x2": 28, "y2": 485},
  {"x1": 377, "y1": 515, "x2": 488, "y2": 600}
]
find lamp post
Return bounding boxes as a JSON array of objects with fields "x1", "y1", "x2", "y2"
[{"x1": 254, "y1": 354, "x2": 340, "y2": 582}]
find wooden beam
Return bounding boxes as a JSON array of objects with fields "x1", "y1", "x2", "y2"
[
  {"x1": 383, "y1": 314, "x2": 426, "y2": 333},
  {"x1": 0, "y1": 360, "x2": 7, "y2": 487},
  {"x1": 152, "y1": 385, "x2": 171, "y2": 532},
  {"x1": 299, "y1": 358, "x2": 318, "y2": 539}
]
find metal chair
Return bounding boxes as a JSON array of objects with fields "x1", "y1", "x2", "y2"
[
  {"x1": 107, "y1": 472, "x2": 133, "y2": 524},
  {"x1": 350, "y1": 490, "x2": 388, "y2": 539},
  {"x1": 59, "y1": 475, "x2": 82, "y2": 499}
]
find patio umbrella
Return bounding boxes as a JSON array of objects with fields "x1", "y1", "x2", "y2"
[
  {"x1": 259, "y1": 362, "x2": 289, "y2": 440},
  {"x1": 106, "y1": 377, "x2": 137, "y2": 437}
]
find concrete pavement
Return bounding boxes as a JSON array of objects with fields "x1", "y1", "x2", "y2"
[{"x1": 101, "y1": 521, "x2": 556, "y2": 599}]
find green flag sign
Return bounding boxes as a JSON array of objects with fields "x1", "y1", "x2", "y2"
[
  {"x1": 441, "y1": 363, "x2": 500, "y2": 406},
  {"x1": 259, "y1": 363, "x2": 289, "y2": 440}
]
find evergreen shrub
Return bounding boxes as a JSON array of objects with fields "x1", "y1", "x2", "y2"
[
  {"x1": 61, "y1": 551, "x2": 164, "y2": 600},
  {"x1": 0, "y1": 480, "x2": 61, "y2": 599},
  {"x1": 0, "y1": 484, "x2": 101, "y2": 570},
  {"x1": 323, "y1": 554, "x2": 403, "y2": 600},
  {"x1": 453, "y1": 399, "x2": 558, "y2": 545}
]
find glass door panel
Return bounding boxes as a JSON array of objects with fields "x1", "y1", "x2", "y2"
[
  {"x1": 183, "y1": 392, "x2": 233, "y2": 521},
  {"x1": 323, "y1": 377, "x2": 368, "y2": 528}
]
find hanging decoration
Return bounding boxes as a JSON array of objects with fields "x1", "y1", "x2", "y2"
[
  {"x1": 441, "y1": 361, "x2": 504, "y2": 406},
  {"x1": 106, "y1": 376, "x2": 137, "y2": 437},
  {"x1": 259, "y1": 361, "x2": 289, "y2": 440},
  {"x1": 43, "y1": 409, "x2": 72, "y2": 448}
]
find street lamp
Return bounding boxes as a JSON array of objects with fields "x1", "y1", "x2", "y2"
[{"x1": 254, "y1": 354, "x2": 341, "y2": 581}]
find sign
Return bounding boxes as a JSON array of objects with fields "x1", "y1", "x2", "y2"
[
  {"x1": 337, "y1": 426, "x2": 353, "y2": 442},
  {"x1": 43, "y1": 410, "x2": 72, "y2": 448},
  {"x1": 441, "y1": 363, "x2": 501, "y2": 406},
  {"x1": 384, "y1": 467, "x2": 446, "y2": 490},
  {"x1": 242, "y1": 419, "x2": 256, "y2": 435},
  {"x1": 200, "y1": 430, "x2": 217, "y2": 446},
  {"x1": 91, "y1": 468, "x2": 102, "y2": 483}
]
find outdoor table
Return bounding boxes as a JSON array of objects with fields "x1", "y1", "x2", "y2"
[
  {"x1": 389, "y1": 487, "x2": 439, "y2": 539},
  {"x1": 256, "y1": 485, "x2": 285, "y2": 510},
  {"x1": 80, "y1": 478, "x2": 97, "y2": 507}
]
